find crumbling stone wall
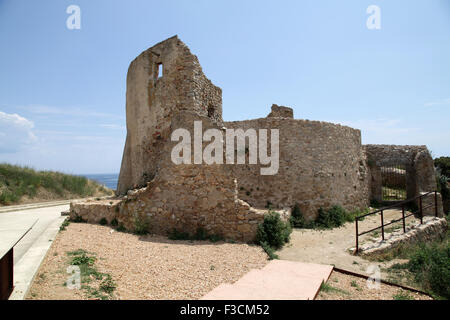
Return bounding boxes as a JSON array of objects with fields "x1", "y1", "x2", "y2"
[
  {"x1": 117, "y1": 36, "x2": 222, "y2": 195},
  {"x1": 365, "y1": 145, "x2": 438, "y2": 203},
  {"x1": 226, "y1": 109, "x2": 370, "y2": 220}
]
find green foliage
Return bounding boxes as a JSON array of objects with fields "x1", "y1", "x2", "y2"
[
  {"x1": 393, "y1": 291, "x2": 414, "y2": 300},
  {"x1": 315, "y1": 206, "x2": 347, "y2": 229},
  {"x1": 256, "y1": 211, "x2": 292, "y2": 250},
  {"x1": 435, "y1": 157, "x2": 450, "y2": 178},
  {"x1": 168, "y1": 229, "x2": 191, "y2": 240},
  {"x1": 313, "y1": 205, "x2": 367, "y2": 229},
  {"x1": 133, "y1": 215, "x2": 150, "y2": 235},
  {"x1": 0, "y1": 163, "x2": 112, "y2": 205},
  {"x1": 260, "y1": 241, "x2": 279, "y2": 260},
  {"x1": 59, "y1": 218, "x2": 70, "y2": 231},
  {"x1": 72, "y1": 215, "x2": 85, "y2": 223},
  {"x1": 66, "y1": 249, "x2": 116, "y2": 300},
  {"x1": 289, "y1": 204, "x2": 313, "y2": 228},
  {"x1": 110, "y1": 218, "x2": 118, "y2": 227},
  {"x1": 99, "y1": 218, "x2": 108, "y2": 226},
  {"x1": 69, "y1": 252, "x2": 96, "y2": 266},
  {"x1": 116, "y1": 223, "x2": 126, "y2": 232},
  {"x1": 406, "y1": 243, "x2": 450, "y2": 299},
  {"x1": 386, "y1": 230, "x2": 450, "y2": 299},
  {"x1": 168, "y1": 227, "x2": 224, "y2": 242},
  {"x1": 319, "y1": 282, "x2": 349, "y2": 295},
  {"x1": 370, "y1": 199, "x2": 382, "y2": 208}
]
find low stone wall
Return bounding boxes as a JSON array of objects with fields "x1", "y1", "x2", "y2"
[
  {"x1": 69, "y1": 195, "x2": 291, "y2": 243},
  {"x1": 358, "y1": 217, "x2": 448, "y2": 258}
]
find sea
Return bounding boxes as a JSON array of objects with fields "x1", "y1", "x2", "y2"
[{"x1": 83, "y1": 173, "x2": 119, "y2": 191}]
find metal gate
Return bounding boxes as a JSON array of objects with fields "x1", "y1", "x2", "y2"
[{"x1": 381, "y1": 165, "x2": 407, "y2": 201}]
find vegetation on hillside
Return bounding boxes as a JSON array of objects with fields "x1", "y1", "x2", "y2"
[
  {"x1": 435, "y1": 157, "x2": 450, "y2": 178},
  {"x1": 0, "y1": 163, "x2": 113, "y2": 205},
  {"x1": 387, "y1": 220, "x2": 450, "y2": 299}
]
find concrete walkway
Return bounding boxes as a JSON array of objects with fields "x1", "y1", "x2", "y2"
[
  {"x1": 201, "y1": 260, "x2": 333, "y2": 300},
  {"x1": 0, "y1": 204, "x2": 68, "y2": 299}
]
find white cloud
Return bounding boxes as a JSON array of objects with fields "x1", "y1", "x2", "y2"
[
  {"x1": 20, "y1": 105, "x2": 124, "y2": 120},
  {"x1": 0, "y1": 111, "x2": 37, "y2": 153},
  {"x1": 424, "y1": 98, "x2": 450, "y2": 107}
]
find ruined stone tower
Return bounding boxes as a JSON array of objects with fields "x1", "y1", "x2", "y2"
[
  {"x1": 117, "y1": 36, "x2": 223, "y2": 195},
  {"x1": 70, "y1": 36, "x2": 442, "y2": 242}
]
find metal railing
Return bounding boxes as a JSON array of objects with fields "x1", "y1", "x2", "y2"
[{"x1": 355, "y1": 191, "x2": 439, "y2": 254}]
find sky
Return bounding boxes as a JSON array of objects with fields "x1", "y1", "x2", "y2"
[{"x1": 0, "y1": 0, "x2": 449, "y2": 174}]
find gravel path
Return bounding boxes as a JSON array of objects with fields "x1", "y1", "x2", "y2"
[
  {"x1": 316, "y1": 271, "x2": 431, "y2": 300},
  {"x1": 27, "y1": 223, "x2": 269, "y2": 300}
]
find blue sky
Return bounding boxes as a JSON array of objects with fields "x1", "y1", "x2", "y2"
[{"x1": 0, "y1": 0, "x2": 449, "y2": 174}]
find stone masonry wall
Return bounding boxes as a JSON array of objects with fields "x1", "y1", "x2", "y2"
[
  {"x1": 117, "y1": 36, "x2": 222, "y2": 195},
  {"x1": 225, "y1": 112, "x2": 370, "y2": 220}
]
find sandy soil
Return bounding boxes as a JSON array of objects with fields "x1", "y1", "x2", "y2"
[
  {"x1": 316, "y1": 271, "x2": 431, "y2": 300},
  {"x1": 277, "y1": 209, "x2": 418, "y2": 279},
  {"x1": 27, "y1": 223, "x2": 269, "y2": 300}
]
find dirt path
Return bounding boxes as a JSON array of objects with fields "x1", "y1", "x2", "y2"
[{"x1": 277, "y1": 209, "x2": 417, "y2": 279}]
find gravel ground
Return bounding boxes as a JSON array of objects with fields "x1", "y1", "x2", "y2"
[
  {"x1": 316, "y1": 271, "x2": 432, "y2": 300},
  {"x1": 27, "y1": 223, "x2": 269, "y2": 300},
  {"x1": 277, "y1": 209, "x2": 417, "y2": 278}
]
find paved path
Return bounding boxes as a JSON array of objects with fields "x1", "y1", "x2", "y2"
[
  {"x1": 0, "y1": 204, "x2": 69, "y2": 299},
  {"x1": 201, "y1": 260, "x2": 333, "y2": 300}
]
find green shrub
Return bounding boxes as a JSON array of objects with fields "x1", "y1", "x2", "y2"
[
  {"x1": 315, "y1": 205, "x2": 347, "y2": 229},
  {"x1": 194, "y1": 227, "x2": 209, "y2": 240},
  {"x1": 110, "y1": 218, "x2": 118, "y2": 227},
  {"x1": 99, "y1": 218, "x2": 108, "y2": 226},
  {"x1": 133, "y1": 215, "x2": 150, "y2": 235},
  {"x1": 116, "y1": 223, "x2": 126, "y2": 232},
  {"x1": 168, "y1": 229, "x2": 191, "y2": 240},
  {"x1": 289, "y1": 204, "x2": 308, "y2": 228},
  {"x1": 260, "y1": 241, "x2": 279, "y2": 260},
  {"x1": 59, "y1": 218, "x2": 70, "y2": 231},
  {"x1": 72, "y1": 215, "x2": 85, "y2": 223},
  {"x1": 256, "y1": 211, "x2": 291, "y2": 250}
]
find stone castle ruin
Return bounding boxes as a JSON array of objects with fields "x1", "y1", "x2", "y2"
[{"x1": 70, "y1": 36, "x2": 443, "y2": 241}]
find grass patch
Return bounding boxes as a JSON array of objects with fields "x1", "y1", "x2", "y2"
[
  {"x1": 59, "y1": 218, "x2": 70, "y2": 231},
  {"x1": 386, "y1": 226, "x2": 450, "y2": 299},
  {"x1": 393, "y1": 291, "x2": 414, "y2": 300},
  {"x1": 319, "y1": 282, "x2": 349, "y2": 295},
  {"x1": 66, "y1": 249, "x2": 116, "y2": 300},
  {"x1": 0, "y1": 163, "x2": 113, "y2": 205}
]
